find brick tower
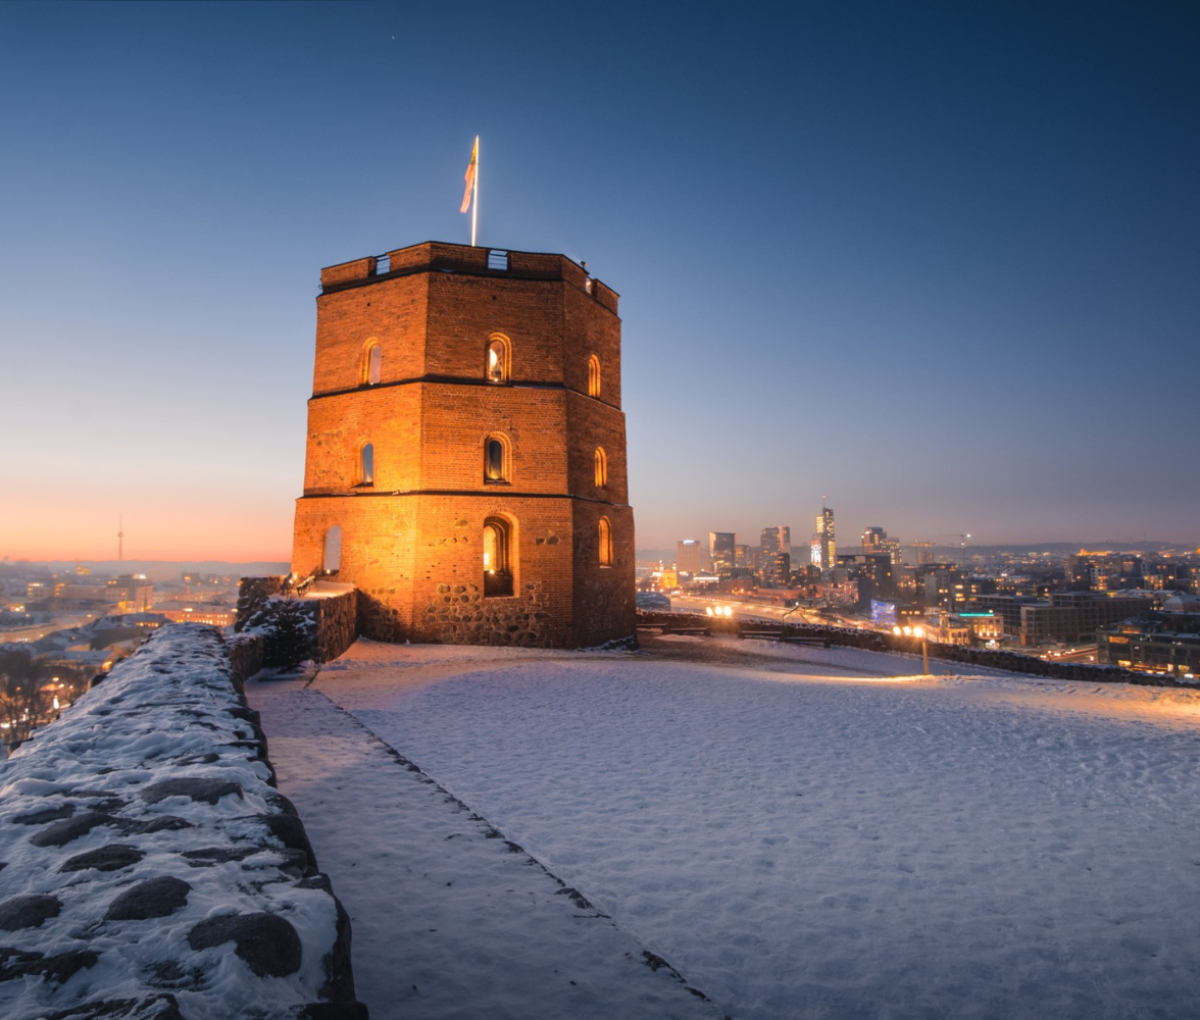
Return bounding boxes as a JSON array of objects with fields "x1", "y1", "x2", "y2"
[{"x1": 291, "y1": 241, "x2": 636, "y2": 648}]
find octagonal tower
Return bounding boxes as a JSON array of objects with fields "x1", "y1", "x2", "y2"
[{"x1": 291, "y1": 241, "x2": 636, "y2": 648}]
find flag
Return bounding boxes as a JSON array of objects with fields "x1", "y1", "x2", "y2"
[{"x1": 460, "y1": 137, "x2": 478, "y2": 214}]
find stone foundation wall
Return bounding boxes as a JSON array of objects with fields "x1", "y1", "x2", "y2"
[
  {"x1": 421, "y1": 579, "x2": 554, "y2": 647},
  {"x1": 227, "y1": 631, "x2": 265, "y2": 682},
  {"x1": 312, "y1": 590, "x2": 358, "y2": 663}
]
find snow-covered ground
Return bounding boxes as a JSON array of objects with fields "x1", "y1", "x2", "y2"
[{"x1": 254, "y1": 636, "x2": 1200, "y2": 1020}]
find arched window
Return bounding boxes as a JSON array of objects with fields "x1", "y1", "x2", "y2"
[
  {"x1": 362, "y1": 341, "x2": 382, "y2": 385},
  {"x1": 359, "y1": 443, "x2": 374, "y2": 486},
  {"x1": 594, "y1": 447, "x2": 607, "y2": 489},
  {"x1": 323, "y1": 525, "x2": 342, "y2": 573},
  {"x1": 486, "y1": 336, "x2": 509, "y2": 384},
  {"x1": 484, "y1": 436, "x2": 507, "y2": 483},
  {"x1": 588, "y1": 355, "x2": 601, "y2": 398},
  {"x1": 483, "y1": 516, "x2": 514, "y2": 597},
  {"x1": 598, "y1": 516, "x2": 613, "y2": 567}
]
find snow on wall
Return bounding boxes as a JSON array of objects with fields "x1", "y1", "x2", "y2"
[
  {"x1": 236, "y1": 577, "x2": 358, "y2": 666},
  {"x1": 0, "y1": 624, "x2": 367, "y2": 1020}
]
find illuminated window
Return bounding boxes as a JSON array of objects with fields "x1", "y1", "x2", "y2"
[
  {"x1": 323, "y1": 525, "x2": 342, "y2": 573},
  {"x1": 361, "y1": 341, "x2": 382, "y2": 385},
  {"x1": 359, "y1": 443, "x2": 374, "y2": 486},
  {"x1": 598, "y1": 516, "x2": 613, "y2": 567},
  {"x1": 483, "y1": 516, "x2": 513, "y2": 597},
  {"x1": 588, "y1": 355, "x2": 601, "y2": 397},
  {"x1": 594, "y1": 447, "x2": 607, "y2": 488},
  {"x1": 486, "y1": 336, "x2": 509, "y2": 384},
  {"x1": 484, "y1": 436, "x2": 507, "y2": 483}
]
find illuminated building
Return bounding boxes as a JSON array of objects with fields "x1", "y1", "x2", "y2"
[
  {"x1": 1097, "y1": 612, "x2": 1200, "y2": 676},
  {"x1": 954, "y1": 610, "x2": 1003, "y2": 642},
  {"x1": 676, "y1": 539, "x2": 702, "y2": 576},
  {"x1": 152, "y1": 607, "x2": 237, "y2": 627},
  {"x1": 761, "y1": 526, "x2": 791, "y2": 557},
  {"x1": 812, "y1": 506, "x2": 835, "y2": 573},
  {"x1": 761, "y1": 551, "x2": 791, "y2": 587},
  {"x1": 837, "y1": 553, "x2": 895, "y2": 606},
  {"x1": 863, "y1": 526, "x2": 903, "y2": 565},
  {"x1": 25, "y1": 582, "x2": 52, "y2": 604},
  {"x1": 1142, "y1": 562, "x2": 1195, "y2": 593},
  {"x1": 290, "y1": 241, "x2": 635, "y2": 648},
  {"x1": 1018, "y1": 592, "x2": 1155, "y2": 647},
  {"x1": 758, "y1": 527, "x2": 790, "y2": 585},
  {"x1": 709, "y1": 532, "x2": 736, "y2": 574},
  {"x1": 1072, "y1": 553, "x2": 1146, "y2": 591},
  {"x1": 105, "y1": 575, "x2": 154, "y2": 612},
  {"x1": 53, "y1": 583, "x2": 118, "y2": 605}
]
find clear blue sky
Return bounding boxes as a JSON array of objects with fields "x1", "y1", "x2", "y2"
[{"x1": 2, "y1": 1, "x2": 1197, "y2": 560}]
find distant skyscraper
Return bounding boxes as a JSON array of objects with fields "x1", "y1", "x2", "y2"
[
  {"x1": 813, "y1": 506, "x2": 835, "y2": 572},
  {"x1": 760, "y1": 526, "x2": 791, "y2": 586},
  {"x1": 676, "y1": 539, "x2": 702, "y2": 575},
  {"x1": 863, "y1": 526, "x2": 903, "y2": 565},
  {"x1": 761, "y1": 526, "x2": 791, "y2": 557},
  {"x1": 709, "y1": 532, "x2": 736, "y2": 574}
]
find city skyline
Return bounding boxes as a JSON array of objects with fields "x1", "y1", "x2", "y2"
[{"x1": 3, "y1": 3, "x2": 1198, "y2": 560}]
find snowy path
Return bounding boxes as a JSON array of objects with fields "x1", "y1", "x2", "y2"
[
  {"x1": 247, "y1": 675, "x2": 723, "y2": 1020},
  {"x1": 290, "y1": 638, "x2": 1200, "y2": 1020}
]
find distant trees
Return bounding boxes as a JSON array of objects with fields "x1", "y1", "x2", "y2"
[{"x1": 0, "y1": 650, "x2": 87, "y2": 748}]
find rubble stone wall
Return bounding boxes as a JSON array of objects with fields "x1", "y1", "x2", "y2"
[
  {"x1": 312, "y1": 590, "x2": 358, "y2": 663},
  {"x1": 0, "y1": 625, "x2": 368, "y2": 1020}
]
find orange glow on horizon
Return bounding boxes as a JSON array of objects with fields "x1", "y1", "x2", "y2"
[{"x1": 5, "y1": 498, "x2": 292, "y2": 563}]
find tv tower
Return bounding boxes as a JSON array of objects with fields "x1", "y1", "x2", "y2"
[{"x1": 117, "y1": 516, "x2": 124, "y2": 562}]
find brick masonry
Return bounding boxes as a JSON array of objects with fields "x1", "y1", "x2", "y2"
[{"x1": 292, "y1": 241, "x2": 636, "y2": 648}]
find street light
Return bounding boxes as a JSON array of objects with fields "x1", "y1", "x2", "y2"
[
  {"x1": 893, "y1": 624, "x2": 930, "y2": 675},
  {"x1": 912, "y1": 625, "x2": 930, "y2": 675}
]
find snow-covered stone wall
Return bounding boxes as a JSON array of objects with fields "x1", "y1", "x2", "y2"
[
  {"x1": 235, "y1": 578, "x2": 358, "y2": 666},
  {"x1": 0, "y1": 624, "x2": 367, "y2": 1020}
]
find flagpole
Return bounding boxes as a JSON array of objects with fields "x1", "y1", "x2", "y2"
[{"x1": 471, "y1": 135, "x2": 479, "y2": 247}]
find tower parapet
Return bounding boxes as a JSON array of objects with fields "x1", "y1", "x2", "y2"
[{"x1": 319, "y1": 242, "x2": 619, "y2": 313}]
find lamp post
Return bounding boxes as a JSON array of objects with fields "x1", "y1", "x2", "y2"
[
  {"x1": 894, "y1": 624, "x2": 931, "y2": 675},
  {"x1": 913, "y1": 625, "x2": 930, "y2": 675}
]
